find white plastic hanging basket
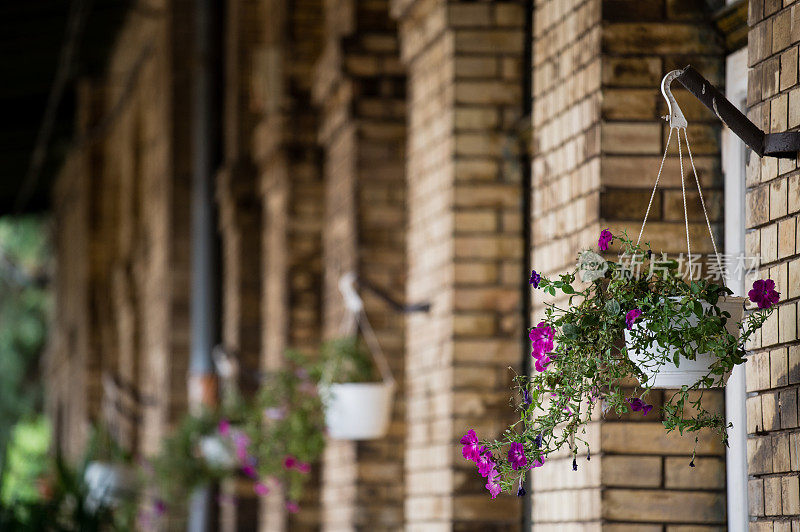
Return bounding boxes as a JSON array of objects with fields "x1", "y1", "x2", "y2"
[
  {"x1": 324, "y1": 381, "x2": 395, "y2": 440},
  {"x1": 324, "y1": 273, "x2": 396, "y2": 440},
  {"x1": 624, "y1": 296, "x2": 745, "y2": 388},
  {"x1": 84, "y1": 461, "x2": 137, "y2": 512}
]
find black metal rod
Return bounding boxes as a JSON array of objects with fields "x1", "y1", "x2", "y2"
[
  {"x1": 676, "y1": 65, "x2": 800, "y2": 159},
  {"x1": 357, "y1": 277, "x2": 430, "y2": 313},
  {"x1": 676, "y1": 65, "x2": 764, "y2": 156}
]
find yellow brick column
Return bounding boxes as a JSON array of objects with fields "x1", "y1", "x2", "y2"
[
  {"x1": 393, "y1": 0, "x2": 526, "y2": 529},
  {"x1": 744, "y1": 0, "x2": 800, "y2": 528}
]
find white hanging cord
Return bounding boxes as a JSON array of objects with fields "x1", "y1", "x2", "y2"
[
  {"x1": 683, "y1": 128, "x2": 725, "y2": 286},
  {"x1": 677, "y1": 131, "x2": 692, "y2": 277},
  {"x1": 338, "y1": 273, "x2": 395, "y2": 385},
  {"x1": 637, "y1": 127, "x2": 674, "y2": 246}
]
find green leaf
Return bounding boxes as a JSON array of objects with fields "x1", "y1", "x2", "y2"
[{"x1": 563, "y1": 323, "x2": 580, "y2": 340}]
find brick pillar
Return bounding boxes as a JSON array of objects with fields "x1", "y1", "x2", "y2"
[
  {"x1": 257, "y1": 0, "x2": 325, "y2": 529},
  {"x1": 47, "y1": 81, "x2": 106, "y2": 460},
  {"x1": 216, "y1": 0, "x2": 266, "y2": 524},
  {"x1": 314, "y1": 0, "x2": 408, "y2": 529},
  {"x1": 393, "y1": 0, "x2": 526, "y2": 528},
  {"x1": 745, "y1": 0, "x2": 800, "y2": 526},
  {"x1": 530, "y1": 0, "x2": 727, "y2": 528}
]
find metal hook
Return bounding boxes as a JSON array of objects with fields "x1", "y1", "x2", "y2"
[{"x1": 661, "y1": 70, "x2": 688, "y2": 129}]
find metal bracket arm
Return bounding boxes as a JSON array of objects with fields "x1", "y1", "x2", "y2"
[{"x1": 670, "y1": 65, "x2": 800, "y2": 159}]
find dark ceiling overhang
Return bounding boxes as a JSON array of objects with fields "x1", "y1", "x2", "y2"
[{"x1": 0, "y1": 1, "x2": 130, "y2": 216}]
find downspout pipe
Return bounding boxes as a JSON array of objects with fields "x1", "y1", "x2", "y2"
[
  {"x1": 521, "y1": 1, "x2": 534, "y2": 530},
  {"x1": 188, "y1": 0, "x2": 221, "y2": 529}
]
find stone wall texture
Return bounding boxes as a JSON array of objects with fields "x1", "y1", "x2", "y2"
[{"x1": 43, "y1": 0, "x2": 799, "y2": 530}]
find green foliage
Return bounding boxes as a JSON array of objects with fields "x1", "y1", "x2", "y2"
[
  {"x1": 0, "y1": 417, "x2": 50, "y2": 506},
  {"x1": 0, "y1": 216, "x2": 51, "y2": 473},
  {"x1": 246, "y1": 351, "x2": 326, "y2": 502},
  {"x1": 481, "y1": 233, "x2": 773, "y2": 496},
  {"x1": 319, "y1": 336, "x2": 376, "y2": 384},
  {"x1": 0, "y1": 418, "x2": 134, "y2": 531}
]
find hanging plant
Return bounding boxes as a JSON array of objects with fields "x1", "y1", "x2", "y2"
[
  {"x1": 461, "y1": 230, "x2": 777, "y2": 499},
  {"x1": 242, "y1": 350, "x2": 326, "y2": 512}
]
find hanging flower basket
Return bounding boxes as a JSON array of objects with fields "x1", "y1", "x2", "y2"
[
  {"x1": 320, "y1": 274, "x2": 397, "y2": 440},
  {"x1": 323, "y1": 381, "x2": 395, "y2": 440},
  {"x1": 624, "y1": 295, "x2": 745, "y2": 388},
  {"x1": 458, "y1": 71, "x2": 780, "y2": 500}
]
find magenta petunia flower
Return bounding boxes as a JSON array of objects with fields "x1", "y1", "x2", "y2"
[
  {"x1": 534, "y1": 355, "x2": 552, "y2": 372},
  {"x1": 748, "y1": 279, "x2": 780, "y2": 309},
  {"x1": 296, "y1": 461, "x2": 311, "y2": 474},
  {"x1": 283, "y1": 455, "x2": 297, "y2": 470},
  {"x1": 625, "y1": 308, "x2": 642, "y2": 330},
  {"x1": 529, "y1": 269, "x2": 541, "y2": 288},
  {"x1": 242, "y1": 464, "x2": 257, "y2": 478},
  {"x1": 531, "y1": 454, "x2": 545, "y2": 468},
  {"x1": 286, "y1": 501, "x2": 300, "y2": 513},
  {"x1": 598, "y1": 229, "x2": 613, "y2": 251},
  {"x1": 485, "y1": 470, "x2": 502, "y2": 499},
  {"x1": 254, "y1": 482, "x2": 269, "y2": 496},
  {"x1": 507, "y1": 442, "x2": 527, "y2": 471},
  {"x1": 460, "y1": 429, "x2": 482, "y2": 462},
  {"x1": 476, "y1": 451, "x2": 496, "y2": 478},
  {"x1": 218, "y1": 419, "x2": 230, "y2": 437},
  {"x1": 529, "y1": 322, "x2": 555, "y2": 359}
]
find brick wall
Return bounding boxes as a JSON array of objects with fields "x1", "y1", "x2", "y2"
[
  {"x1": 745, "y1": 0, "x2": 800, "y2": 528},
  {"x1": 393, "y1": 0, "x2": 526, "y2": 529},
  {"x1": 257, "y1": 0, "x2": 325, "y2": 529},
  {"x1": 530, "y1": 0, "x2": 728, "y2": 529},
  {"x1": 313, "y1": 1, "x2": 408, "y2": 529},
  {"x1": 47, "y1": 0, "x2": 196, "y2": 463}
]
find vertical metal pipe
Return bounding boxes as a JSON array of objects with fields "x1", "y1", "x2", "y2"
[
  {"x1": 520, "y1": 1, "x2": 534, "y2": 530},
  {"x1": 188, "y1": 0, "x2": 221, "y2": 529}
]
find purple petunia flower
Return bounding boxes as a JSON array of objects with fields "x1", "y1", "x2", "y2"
[
  {"x1": 522, "y1": 387, "x2": 532, "y2": 407},
  {"x1": 286, "y1": 501, "x2": 300, "y2": 513},
  {"x1": 254, "y1": 482, "x2": 270, "y2": 496},
  {"x1": 218, "y1": 419, "x2": 230, "y2": 437},
  {"x1": 154, "y1": 499, "x2": 167, "y2": 516},
  {"x1": 508, "y1": 442, "x2": 527, "y2": 471},
  {"x1": 533, "y1": 432, "x2": 542, "y2": 449},
  {"x1": 748, "y1": 279, "x2": 780, "y2": 309},
  {"x1": 529, "y1": 269, "x2": 541, "y2": 288},
  {"x1": 296, "y1": 461, "x2": 311, "y2": 474},
  {"x1": 530, "y1": 322, "x2": 555, "y2": 359},
  {"x1": 598, "y1": 229, "x2": 613, "y2": 251},
  {"x1": 283, "y1": 455, "x2": 297, "y2": 470},
  {"x1": 625, "y1": 308, "x2": 643, "y2": 330},
  {"x1": 476, "y1": 451, "x2": 496, "y2": 477},
  {"x1": 460, "y1": 429, "x2": 482, "y2": 462},
  {"x1": 531, "y1": 454, "x2": 545, "y2": 468},
  {"x1": 627, "y1": 397, "x2": 653, "y2": 416},
  {"x1": 572, "y1": 457, "x2": 578, "y2": 471}
]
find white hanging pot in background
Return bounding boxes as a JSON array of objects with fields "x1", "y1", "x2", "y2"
[
  {"x1": 324, "y1": 381, "x2": 395, "y2": 440},
  {"x1": 625, "y1": 296, "x2": 745, "y2": 389},
  {"x1": 198, "y1": 434, "x2": 237, "y2": 470},
  {"x1": 84, "y1": 461, "x2": 137, "y2": 512}
]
